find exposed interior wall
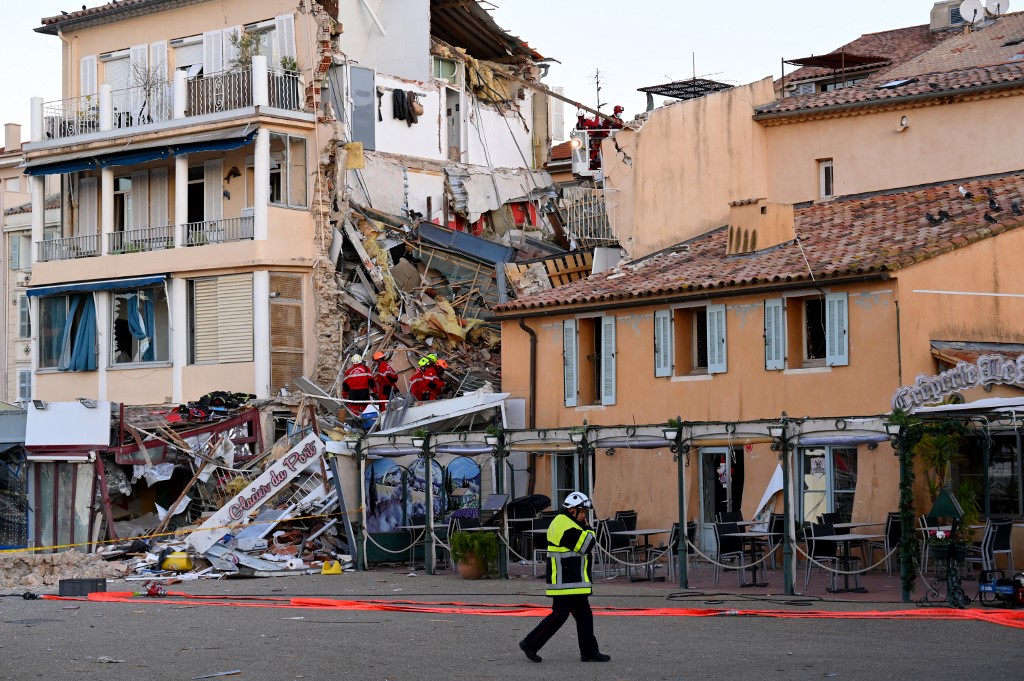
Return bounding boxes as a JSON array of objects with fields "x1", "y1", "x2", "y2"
[
  {"x1": 464, "y1": 94, "x2": 536, "y2": 170},
  {"x1": 763, "y1": 93, "x2": 1024, "y2": 205},
  {"x1": 374, "y1": 74, "x2": 445, "y2": 160},
  {"x1": 337, "y1": 0, "x2": 430, "y2": 82},
  {"x1": 603, "y1": 78, "x2": 775, "y2": 260}
]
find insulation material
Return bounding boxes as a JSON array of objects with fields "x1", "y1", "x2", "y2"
[
  {"x1": 447, "y1": 167, "x2": 553, "y2": 222},
  {"x1": 410, "y1": 297, "x2": 474, "y2": 347}
]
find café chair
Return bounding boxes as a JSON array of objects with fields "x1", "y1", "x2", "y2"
[
  {"x1": 648, "y1": 523, "x2": 680, "y2": 581},
  {"x1": 530, "y1": 514, "x2": 555, "y2": 577},
  {"x1": 965, "y1": 519, "x2": 994, "y2": 574},
  {"x1": 804, "y1": 522, "x2": 859, "y2": 591},
  {"x1": 597, "y1": 518, "x2": 636, "y2": 579},
  {"x1": 717, "y1": 511, "x2": 743, "y2": 524},
  {"x1": 990, "y1": 517, "x2": 1014, "y2": 572},
  {"x1": 868, "y1": 512, "x2": 901, "y2": 575},
  {"x1": 713, "y1": 522, "x2": 750, "y2": 586}
]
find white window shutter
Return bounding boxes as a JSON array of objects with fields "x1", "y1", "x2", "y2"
[
  {"x1": 18, "y1": 370, "x2": 31, "y2": 401},
  {"x1": 150, "y1": 41, "x2": 169, "y2": 122},
  {"x1": 80, "y1": 55, "x2": 97, "y2": 97},
  {"x1": 149, "y1": 167, "x2": 168, "y2": 228},
  {"x1": 764, "y1": 298, "x2": 785, "y2": 370},
  {"x1": 217, "y1": 274, "x2": 254, "y2": 362},
  {"x1": 563, "y1": 319, "x2": 577, "y2": 407},
  {"x1": 551, "y1": 86, "x2": 565, "y2": 141},
  {"x1": 130, "y1": 170, "x2": 149, "y2": 232},
  {"x1": 9, "y1": 235, "x2": 20, "y2": 271},
  {"x1": 19, "y1": 296, "x2": 30, "y2": 338},
  {"x1": 202, "y1": 30, "x2": 224, "y2": 74},
  {"x1": 20, "y1": 235, "x2": 31, "y2": 270},
  {"x1": 193, "y1": 278, "x2": 219, "y2": 363},
  {"x1": 79, "y1": 177, "x2": 98, "y2": 237},
  {"x1": 600, "y1": 315, "x2": 616, "y2": 406},
  {"x1": 275, "y1": 13, "x2": 297, "y2": 62},
  {"x1": 825, "y1": 292, "x2": 849, "y2": 367},
  {"x1": 654, "y1": 309, "x2": 673, "y2": 377},
  {"x1": 204, "y1": 160, "x2": 223, "y2": 221},
  {"x1": 707, "y1": 304, "x2": 727, "y2": 374},
  {"x1": 222, "y1": 27, "x2": 241, "y2": 70},
  {"x1": 129, "y1": 44, "x2": 149, "y2": 82}
]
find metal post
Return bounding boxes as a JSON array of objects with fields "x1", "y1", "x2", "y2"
[
  {"x1": 779, "y1": 416, "x2": 794, "y2": 596},
  {"x1": 897, "y1": 426, "x2": 911, "y2": 602},
  {"x1": 354, "y1": 439, "x2": 365, "y2": 571},
  {"x1": 982, "y1": 426, "x2": 991, "y2": 516},
  {"x1": 420, "y1": 435, "x2": 435, "y2": 576},
  {"x1": 494, "y1": 430, "x2": 508, "y2": 579},
  {"x1": 673, "y1": 420, "x2": 689, "y2": 589}
]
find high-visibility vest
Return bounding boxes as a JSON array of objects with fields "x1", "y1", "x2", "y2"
[{"x1": 544, "y1": 512, "x2": 595, "y2": 596}]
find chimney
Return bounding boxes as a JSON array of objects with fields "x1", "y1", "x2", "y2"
[
  {"x1": 930, "y1": 0, "x2": 967, "y2": 31},
  {"x1": 726, "y1": 198, "x2": 795, "y2": 255},
  {"x1": 4, "y1": 123, "x2": 22, "y2": 153}
]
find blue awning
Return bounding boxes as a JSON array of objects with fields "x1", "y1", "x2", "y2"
[
  {"x1": 27, "y1": 274, "x2": 167, "y2": 298},
  {"x1": 24, "y1": 125, "x2": 257, "y2": 176}
]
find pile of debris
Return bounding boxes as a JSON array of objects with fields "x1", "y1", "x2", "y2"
[{"x1": 0, "y1": 551, "x2": 128, "y2": 590}]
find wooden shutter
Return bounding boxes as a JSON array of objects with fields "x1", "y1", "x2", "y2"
[
  {"x1": 130, "y1": 170, "x2": 149, "y2": 232},
  {"x1": 563, "y1": 319, "x2": 577, "y2": 407},
  {"x1": 80, "y1": 55, "x2": 97, "y2": 97},
  {"x1": 600, "y1": 315, "x2": 616, "y2": 406},
  {"x1": 825, "y1": 292, "x2": 849, "y2": 367},
  {"x1": 216, "y1": 274, "x2": 254, "y2": 362},
  {"x1": 764, "y1": 298, "x2": 785, "y2": 370},
  {"x1": 204, "y1": 160, "x2": 223, "y2": 221},
  {"x1": 202, "y1": 30, "x2": 224, "y2": 74},
  {"x1": 654, "y1": 309, "x2": 672, "y2": 377},
  {"x1": 193, "y1": 274, "x2": 253, "y2": 364},
  {"x1": 222, "y1": 26, "x2": 241, "y2": 69},
  {"x1": 79, "y1": 178, "x2": 98, "y2": 237},
  {"x1": 149, "y1": 167, "x2": 168, "y2": 228},
  {"x1": 270, "y1": 273, "x2": 304, "y2": 394},
  {"x1": 707, "y1": 303, "x2": 727, "y2": 375},
  {"x1": 18, "y1": 370, "x2": 31, "y2": 401},
  {"x1": 275, "y1": 14, "x2": 297, "y2": 61}
]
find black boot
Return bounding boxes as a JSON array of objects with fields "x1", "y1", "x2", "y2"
[
  {"x1": 581, "y1": 652, "x2": 611, "y2": 662},
  {"x1": 519, "y1": 640, "x2": 542, "y2": 663}
]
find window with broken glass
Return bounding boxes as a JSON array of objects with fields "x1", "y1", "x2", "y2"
[
  {"x1": 38, "y1": 293, "x2": 97, "y2": 372},
  {"x1": 111, "y1": 285, "x2": 169, "y2": 366}
]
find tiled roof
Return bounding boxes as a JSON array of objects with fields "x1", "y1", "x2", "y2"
[
  {"x1": 763, "y1": 13, "x2": 1024, "y2": 117},
  {"x1": 38, "y1": 1, "x2": 206, "y2": 35},
  {"x1": 4, "y1": 193, "x2": 60, "y2": 216},
  {"x1": 757, "y1": 60, "x2": 1024, "y2": 117},
  {"x1": 496, "y1": 171, "x2": 1024, "y2": 312},
  {"x1": 549, "y1": 141, "x2": 573, "y2": 162},
  {"x1": 785, "y1": 24, "x2": 950, "y2": 84}
]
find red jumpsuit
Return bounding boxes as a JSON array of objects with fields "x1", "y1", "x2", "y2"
[
  {"x1": 373, "y1": 359, "x2": 398, "y2": 400},
  {"x1": 342, "y1": 362, "x2": 375, "y2": 412},
  {"x1": 410, "y1": 366, "x2": 444, "y2": 401}
]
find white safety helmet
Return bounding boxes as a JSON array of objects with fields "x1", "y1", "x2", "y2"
[
  {"x1": 562, "y1": 492, "x2": 592, "y2": 509},
  {"x1": 350, "y1": 354, "x2": 362, "y2": 364}
]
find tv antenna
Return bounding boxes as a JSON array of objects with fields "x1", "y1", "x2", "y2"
[
  {"x1": 593, "y1": 69, "x2": 606, "y2": 111},
  {"x1": 959, "y1": 0, "x2": 984, "y2": 24}
]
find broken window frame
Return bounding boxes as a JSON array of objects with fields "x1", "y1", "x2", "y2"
[{"x1": 110, "y1": 284, "x2": 170, "y2": 366}]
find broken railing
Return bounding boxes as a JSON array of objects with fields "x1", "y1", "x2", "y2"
[{"x1": 562, "y1": 186, "x2": 617, "y2": 248}]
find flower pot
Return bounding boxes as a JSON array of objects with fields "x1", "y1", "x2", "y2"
[
  {"x1": 457, "y1": 552, "x2": 486, "y2": 580},
  {"x1": 930, "y1": 543, "x2": 968, "y2": 563}
]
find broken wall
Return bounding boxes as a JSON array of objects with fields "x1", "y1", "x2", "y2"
[{"x1": 337, "y1": 0, "x2": 431, "y2": 82}]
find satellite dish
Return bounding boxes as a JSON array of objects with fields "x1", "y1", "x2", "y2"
[
  {"x1": 985, "y1": 0, "x2": 1010, "y2": 16},
  {"x1": 960, "y1": 0, "x2": 984, "y2": 23}
]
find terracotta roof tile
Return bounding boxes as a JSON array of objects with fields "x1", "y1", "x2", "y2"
[
  {"x1": 4, "y1": 193, "x2": 60, "y2": 216},
  {"x1": 496, "y1": 171, "x2": 1024, "y2": 312},
  {"x1": 40, "y1": 0, "x2": 150, "y2": 28},
  {"x1": 785, "y1": 24, "x2": 950, "y2": 84},
  {"x1": 885, "y1": 12, "x2": 1024, "y2": 79},
  {"x1": 549, "y1": 140, "x2": 573, "y2": 162}
]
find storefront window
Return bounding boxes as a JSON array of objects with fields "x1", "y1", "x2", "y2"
[
  {"x1": 956, "y1": 434, "x2": 1021, "y2": 516},
  {"x1": 799, "y1": 446, "x2": 857, "y2": 523}
]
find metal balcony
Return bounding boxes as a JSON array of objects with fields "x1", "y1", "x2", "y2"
[
  {"x1": 37, "y1": 235, "x2": 101, "y2": 262},
  {"x1": 108, "y1": 225, "x2": 175, "y2": 254},
  {"x1": 183, "y1": 216, "x2": 255, "y2": 246}
]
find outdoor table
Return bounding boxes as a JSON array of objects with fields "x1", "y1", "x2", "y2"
[
  {"x1": 722, "y1": 531, "x2": 777, "y2": 587},
  {"x1": 832, "y1": 521, "x2": 883, "y2": 530},
  {"x1": 611, "y1": 528, "x2": 670, "y2": 581},
  {"x1": 813, "y1": 533, "x2": 882, "y2": 593}
]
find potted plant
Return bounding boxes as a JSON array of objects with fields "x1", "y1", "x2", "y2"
[{"x1": 450, "y1": 528, "x2": 498, "y2": 579}]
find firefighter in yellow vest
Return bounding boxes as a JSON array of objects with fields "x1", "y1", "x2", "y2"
[{"x1": 518, "y1": 492, "x2": 610, "y2": 663}]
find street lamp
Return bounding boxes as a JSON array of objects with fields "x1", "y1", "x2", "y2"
[
  {"x1": 411, "y1": 436, "x2": 426, "y2": 449},
  {"x1": 568, "y1": 430, "x2": 584, "y2": 444},
  {"x1": 484, "y1": 434, "x2": 499, "y2": 447},
  {"x1": 884, "y1": 422, "x2": 902, "y2": 449},
  {"x1": 768, "y1": 415, "x2": 793, "y2": 596},
  {"x1": 885, "y1": 420, "x2": 913, "y2": 602}
]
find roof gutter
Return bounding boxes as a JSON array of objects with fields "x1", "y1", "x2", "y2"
[
  {"x1": 754, "y1": 79, "x2": 1024, "y2": 122},
  {"x1": 491, "y1": 272, "x2": 891, "y2": 322}
]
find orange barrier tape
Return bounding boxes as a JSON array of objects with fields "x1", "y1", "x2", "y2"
[{"x1": 41, "y1": 592, "x2": 1024, "y2": 629}]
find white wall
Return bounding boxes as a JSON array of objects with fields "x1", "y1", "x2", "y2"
[
  {"x1": 338, "y1": 0, "x2": 430, "y2": 82},
  {"x1": 374, "y1": 74, "x2": 445, "y2": 160},
  {"x1": 465, "y1": 91, "x2": 536, "y2": 169}
]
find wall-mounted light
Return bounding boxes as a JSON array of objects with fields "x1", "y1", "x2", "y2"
[
  {"x1": 31, "y1": 399, "x2": 47, "y2": 410},
  {"x1": 884, "y1": 422, "x2": 902, "y2": 450},
  {"x1": 605, "y1": 447, "x2": 615, "y2": 457},
  {"x1": 78, "y1": 397, "x2": 97, "y2": 409},
  {"x1": 568, "y1": 430, "x2": 584, "y2": 444}
]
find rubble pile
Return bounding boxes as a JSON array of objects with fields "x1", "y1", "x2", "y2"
[{"x1": 0, "y1": 551, "x2": 128, "y2": 590}]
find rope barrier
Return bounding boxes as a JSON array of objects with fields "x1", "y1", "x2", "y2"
[{"x1": 792, "y1": 543, "x2": 897, "y2": 575}]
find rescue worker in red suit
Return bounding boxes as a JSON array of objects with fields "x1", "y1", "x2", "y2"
[
  {"x1": 427, "y1": 357, "x2": 448, "y2": 400},
  {"x1": 410, "y1": 357, "x2": 445, "y2": 402},
  {"x1": 575, "y1": 106, "x2": 624, "y2": 170},
  {"x1": 341, "y1": 354, "x2": 375, "y2": 413},
  {"x1": 371, "y1": 351, "x2": 398, "y2": 401}
]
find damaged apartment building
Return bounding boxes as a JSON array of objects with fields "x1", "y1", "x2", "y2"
[{"x1": 5, "y1": 0, "x2": 579, "y2": 552}]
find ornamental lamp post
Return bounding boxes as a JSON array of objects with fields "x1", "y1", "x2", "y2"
[
  {"x1": 885, "y1": 421, "x2": 913, "y2": 603},
  {"x1": 663, "y1": 419, "x2": 688, "y2": 588},
  {"x1": 769, "y1": 416, "x2": 794, "y2": 596}
]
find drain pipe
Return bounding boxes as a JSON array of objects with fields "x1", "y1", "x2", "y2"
[{"x1": 518, "y1": 319, "x2": 538, "y2": 495}]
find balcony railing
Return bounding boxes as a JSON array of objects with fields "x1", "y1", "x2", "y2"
[
  {"x1": 268, "y1": 69, "x2": 303, "y2": 110},
  {"x1": 42, "y1": 94, "x2": 100, "y2": 141},
  {"x1": 37, "y1": 235, "x2": 101, "y2": 262},
  {"x1": 183, "y1": 216, "x2": 254, "y2": 246},
  {"x1": 111, "y1": 84, "x2": 172, "y2": 131},
  {"x1": 32, "y1": 57, "x2": 305, "y2": 144},
  {"x1": 108, "y1": 225, "x2": 175, "y2": 254},
  {"x1": 563, "y1": 187, "x2": 616, "y2": 249}
]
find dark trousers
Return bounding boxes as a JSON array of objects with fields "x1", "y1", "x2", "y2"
[{"x1": 522, "y1": 594, "x2": 599, "y2": 656}]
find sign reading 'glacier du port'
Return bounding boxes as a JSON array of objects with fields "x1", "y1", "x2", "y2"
[
  {"x1": 187, "y1": 432, "x2": 325, "y2": 554},
  {"x1": 891, "y1": 354, "x2": 1024, "y2": 413}
]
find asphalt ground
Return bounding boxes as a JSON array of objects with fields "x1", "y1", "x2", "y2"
[{"x1": 0, "y1": 568, "x2": 1021, "y2": 681}]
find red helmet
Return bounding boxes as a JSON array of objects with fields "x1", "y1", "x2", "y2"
[
  {"x1": 372, "y1": 351, "x2": 385, "y2": 361},
  {"x1": 613, "y1": 105, "x2": 624, "y2": 114}
]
